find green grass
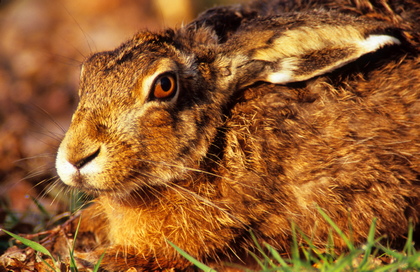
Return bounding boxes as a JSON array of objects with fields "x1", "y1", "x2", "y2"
[
  {"x1": 1, "y1": 228, "x2": 58, "y2": 271},
  {"x1": 1, "y1": 217, "x2": 105, "y2": 272},
  {"x1": 169, "y1": 209, "x2": 420, "y2": 271},
  {"x1": 2, "y1": 199, "x2": 419, "y2": 271},
  {"x1": 0, "y1": 192, "x2": 101, "y2": 271}
]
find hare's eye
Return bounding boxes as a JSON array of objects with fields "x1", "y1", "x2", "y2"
[{"x1": 151, "y1": 73, "x2": 177, "y2": 100}]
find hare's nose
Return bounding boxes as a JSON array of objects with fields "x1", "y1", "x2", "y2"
[{"x1": 74, "y1": 147, "x2": 101, "y2": 169}]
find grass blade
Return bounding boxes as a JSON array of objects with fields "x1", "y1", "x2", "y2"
[
  {"x1": 167, "y1": 240, "x2": 217, "y2": 272},
  {"x1": 69, "y1": 216, "x2": 82, "y2": 271},
  {"x1": 403, "y1": 220, "x2": 414, "y2": 256},
  {"x1": 1, "y1": 229, "x2": 57, "y2": 272},
  {"x1": 249, "y1": 231, "x2": 278, "y2": 268},
  {"x1": 264, "y1": 243, "x2": 293, "y2": 272},
  {"x1": 1, "y1": 229, "x2": 54, "y2": 260},
  {"x1": 29, "y1": 195, "x2": 50, "y2": 218},
  {"x1": 316, "y1": 206, "x2": 354, "y2": 250},
  {"x1": 247, "y1": 250, "x2": 268, "y2": 270},
  {"x1": 92, "y1": 250, "x2": 107, "y2": 272},
  {"x1": 358, "y1": 218, "x2": 377, "y2": 269}
]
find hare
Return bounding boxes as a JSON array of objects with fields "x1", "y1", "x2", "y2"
[{"x1": 52, "y1": 0, "x2": 420, "y2": 271}]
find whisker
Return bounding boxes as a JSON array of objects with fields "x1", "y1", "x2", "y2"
[
  {"x1": 41, "y1": 177, "x2": 62, "y2": 197},
  {"x1": 54, "y1": 0, "x2": 94, "y2": 56},
  {"x1": 128, "y1": 170, "x2": 168, "y2": 204},
  {"x1": 165, "y1": 182, "x2": 248, "y2": 227},
  {"x1": 134, "y1": 158, "x2": 232, "y2": 182},
  {"x1": 27, "y1": 104, "x2": 68, "y2": 136},
  {"x1": 132, "y1": 158, "x2": 273, "y2": 196},
  {"x1": 23, "y1": 170, "x2": 50, "y2": 181},
  {"x1": 48, "y1": 180, "x2": 66, "y2": 206},
  {"x1": 16, "y1": 153, "x2": 58, "y2": 163}
]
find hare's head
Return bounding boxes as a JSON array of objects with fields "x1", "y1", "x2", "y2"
[{"x1": 56, "y1": 9, "x2": 401, "y2": 198}]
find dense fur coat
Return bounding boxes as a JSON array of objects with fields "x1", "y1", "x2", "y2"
[{"x1": 21, "y1": 0, "x2": 420, "y2": 271}]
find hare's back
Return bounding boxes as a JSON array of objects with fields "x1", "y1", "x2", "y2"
[
  {"x1": 221, "y1": 51, "x2": 420, "y2": 244},
  {"x1": 227, "y1": 53, "x2": 420, "y2": 185}
]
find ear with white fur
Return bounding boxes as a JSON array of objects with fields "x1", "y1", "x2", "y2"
[{"x1": 215, "y1": 12, "x2": 401, "y2": 89}]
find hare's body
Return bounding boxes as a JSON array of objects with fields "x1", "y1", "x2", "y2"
[{"x1": 53, "y1": 0, "x2": 420, "y2": 271}]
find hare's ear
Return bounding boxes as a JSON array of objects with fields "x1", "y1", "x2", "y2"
[{"x1": 216, "y1": 13, "x2": 401, "y2": 89}]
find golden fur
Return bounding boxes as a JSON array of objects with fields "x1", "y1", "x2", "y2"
[{"x1": 51, "y1": 0, "x2": 420, "y2": 270}]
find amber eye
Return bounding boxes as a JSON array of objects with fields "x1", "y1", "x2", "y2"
[{"x1": 151, "y1": 73, "x2": 177, "y2": 100}]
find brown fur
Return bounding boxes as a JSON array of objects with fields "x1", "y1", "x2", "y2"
[{"x1": 52, "y1": 0, "x2": 420, "y2": 271}]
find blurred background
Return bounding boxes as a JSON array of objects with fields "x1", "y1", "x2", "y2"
[{"x1": 0, "y1": 0, "x2": 245, "y2": 251}]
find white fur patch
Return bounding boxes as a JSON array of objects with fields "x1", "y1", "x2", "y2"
[
  {"x1": 56, "y1": 149, "x2": 78, "y2": 186},
  {"x1": 266, "y1": 72, "x2": 293, "y2": 84},
  {"x1": 358, "y1": 35, "x2": 400, "y2": 52},
  {"x1": 265, "y1": 58, "x2": 299, "y2": 84},
  {"x1": 56, "y1": 145, "x2": 105, "y2": 187}
]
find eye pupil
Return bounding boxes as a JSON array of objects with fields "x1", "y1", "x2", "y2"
[{"x1": 159, "y1": 77, "x2": 172, "y2": 92}]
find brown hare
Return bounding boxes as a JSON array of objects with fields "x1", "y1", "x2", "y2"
[{"x1": 10, "y1": 0, "x2": 420, "y2": 271}]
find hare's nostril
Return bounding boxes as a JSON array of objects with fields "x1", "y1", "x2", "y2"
[{"x1": 74, "y1": 148, "x2": 100, "y2": 169}]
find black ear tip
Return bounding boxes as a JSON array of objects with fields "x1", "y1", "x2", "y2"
[{"x1": 189, "y1": 5, "x2": 250, "y2": 43}]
